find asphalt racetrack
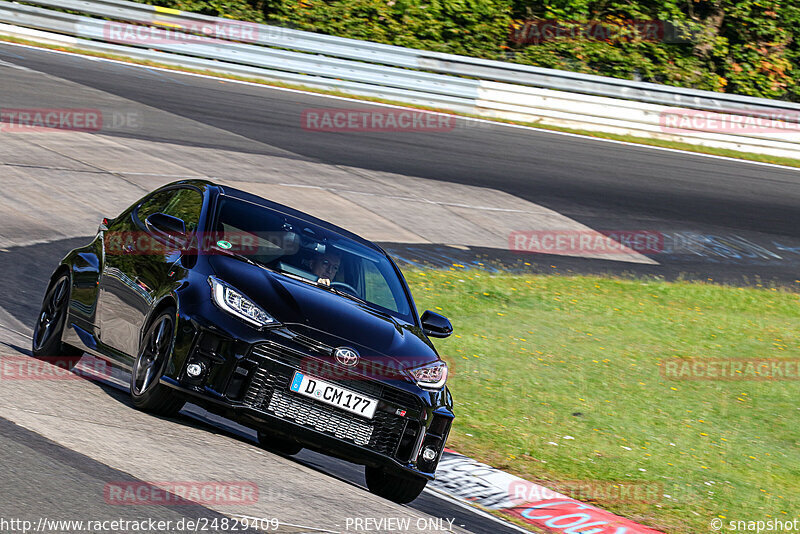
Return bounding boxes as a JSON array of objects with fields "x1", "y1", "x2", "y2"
[{"x1": 1, "y1": 40, "x2": 800, "y2": 533}]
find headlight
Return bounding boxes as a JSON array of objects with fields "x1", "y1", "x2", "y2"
[
  {"x1": 208, "y1": 276, "x2": 277, "y2": 328},
  {"x1": 409, "y1": 361, "x2": 448, "y2": 389}
]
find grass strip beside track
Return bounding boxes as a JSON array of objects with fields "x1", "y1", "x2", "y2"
[{"x1": 406, "y1": 268, "x2": 800, "y2": 533}]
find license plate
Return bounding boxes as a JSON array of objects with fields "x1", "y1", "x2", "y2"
[{"x1": 289, "y1": 371, "x2": 377, "y2": 419}]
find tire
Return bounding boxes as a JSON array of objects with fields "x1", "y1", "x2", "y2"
[
  {"x1": 32, "y1": 273, "x2": 83, "y2": 358},
  {"x1": 257, "y1": 430, "x2": 303, "y2": 455},
  {"x1": 130, "y1": 308, "x2": 185, "y2": 416},
  {"x1": 364, "y1": 465, "x2": 427, "y2": 504}
]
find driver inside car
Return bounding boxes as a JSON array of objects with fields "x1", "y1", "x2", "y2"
[{"x1": 310, "y1": 251, "x2": 341, "y2": 285}]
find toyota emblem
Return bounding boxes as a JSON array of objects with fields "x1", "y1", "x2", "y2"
[{"x1": 334, "y1": 347, "x2": 359, "y2": 367}]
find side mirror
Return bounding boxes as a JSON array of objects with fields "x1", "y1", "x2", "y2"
[
  {"x1": 421, "y1": 310, "x2": 453, "y2": 338},
  {"x1": 145, "y1": 212, "x2": 188, "y2": 247}
]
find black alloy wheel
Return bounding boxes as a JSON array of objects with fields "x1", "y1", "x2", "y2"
[{"x1": 130, "y1": 308, "x2": 185, "y2": 416}]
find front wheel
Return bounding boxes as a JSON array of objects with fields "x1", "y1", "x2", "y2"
[
  {"x1": 364, "y1": 465, "x2": 427, "y2": 504},
  {"x1": 32, "y1": 273, "x2": 82, "y2": 358},
  {"x1": 130, "y1": 308, "x2": 185, "y2": 416}
]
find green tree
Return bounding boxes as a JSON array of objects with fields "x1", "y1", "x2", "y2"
[{"x1": 133, "y1": 0, "x2": 800, "y2": 101}]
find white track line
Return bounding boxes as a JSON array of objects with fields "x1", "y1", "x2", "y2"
[
  {"x1": 0, "y1": 322, "x2": 32, "y2": 340},
  {"x1": 422, "y1": 487, "x2": 532, "y2": 534},
  {"x1": 1, "y1": 39, "x2": 800, "y2": 174}
]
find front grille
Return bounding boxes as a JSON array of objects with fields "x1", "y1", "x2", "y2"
[
  {"x1": 252, "y1": 342, "x2": 422, "y2": 411},
  {"x1": 268, "y1": 390, "x2": 374, "y2": 446},
  {"x1": 244, "y1": 341, "x2": 419, "y2": 458},
  {"x1": 242, "y1": 366, "x2": 271, "y2": 407},
  {"x1": 291, "y1": 333, "x2": 333, "y2": 355},
  {"x1": 381, "y1": 386, "x2": 419, "y2": 408},
  {"x1": 254, "y1": 343, "x2": 304, "y2": 369}
]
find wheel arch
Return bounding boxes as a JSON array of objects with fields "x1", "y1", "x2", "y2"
[
  {"x1": 43, "y1": 264, "x2": 74, "y2": 318},
  {"x1": 130, "y1": 292, "x2": 186, "y2": 416},
  {"x1": 146, "y1": 294, "x2": 178, "y2": 330},
  {"x1": 48, "y1": 263, "x2": 72, "y2": 288},
  {"x1": 137, "y1": 294, "x2": 179, "y2": 351}
]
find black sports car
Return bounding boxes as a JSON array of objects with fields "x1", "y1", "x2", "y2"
[{"x1": 33, "y1": 180, "x2": 454, "y2": 503}]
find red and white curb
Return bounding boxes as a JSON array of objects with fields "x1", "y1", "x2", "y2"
[{"x1": 429, "y1": 449, "x2": 664, "y2": 534}]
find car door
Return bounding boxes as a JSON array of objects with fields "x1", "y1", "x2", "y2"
[{"x1": 97, "y1": 186, "x2": 203, "y2": 359}]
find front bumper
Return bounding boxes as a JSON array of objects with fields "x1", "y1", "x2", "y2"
[{"x1": 160, "y1": 307, "x2": 454, "y2": 479}]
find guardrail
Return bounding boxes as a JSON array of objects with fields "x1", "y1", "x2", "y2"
[
  {"x1": 0, "y1": 2, "x2": 481, "y2": 110},
  {"x1": 18, "y1": 0, "x2": 800, "y2": 118},
  {"x1": 1, "y1": 0, "x2": 800, "y2": 159},
  {"x1": 17, "y1": 0, "x2": 800, "y2": 118},
  {"x1": 21, "y1": 0, "x2": 425, "y2": 68}
]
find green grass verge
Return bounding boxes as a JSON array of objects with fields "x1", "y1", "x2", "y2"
[
  {"x1": 406, "y1": 268, "x2": 800, "y2": 533},
  {"x1": 2, "y1": 33, "x2": 800, "y2": 169},
  {"x1": 4, "y1": 30, "x2": 799, "y2": 530}
]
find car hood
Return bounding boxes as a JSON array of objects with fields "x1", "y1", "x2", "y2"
[{"x1": 208, "y1": 255, "x2": 440, "y2": 369}]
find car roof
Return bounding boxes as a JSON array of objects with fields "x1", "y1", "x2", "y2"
[{"x1": 209, "y1": 182, "x2": 384, "y2": 253}]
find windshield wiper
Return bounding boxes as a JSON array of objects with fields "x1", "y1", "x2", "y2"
[
  {"x1": 270, "y1": 267, "x2": 314, "y2": 284},
  {"x1": 212, "y1": 247, "x2": 261, "y2": 267},
  {"x1": 218, "y1": 250, "x2": 304, "y2": 281},
  {"x1": 323, "y1": 284, "x2": 368, "y2": 305}
]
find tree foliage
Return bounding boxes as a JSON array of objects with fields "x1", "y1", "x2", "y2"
[{"x1": 138, "y1": 0, "x2": 800, "y2": 101}]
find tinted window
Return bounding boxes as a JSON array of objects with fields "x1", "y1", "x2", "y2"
[
  {"x1": 137, "y1": 188, "x2": 203, "y2": 232},
  {"x1": 364, "y1": 258, "x2": 399, "y2": 310},
  {"x1": 162, "y1": 189, "x2": 203, "y2": 231},
  {"x1": 137, "y1": 190, "x2": 173, "y2": 223},
  {"x1": 213, "y1": 196, "x2": 412, "y2": 321}
]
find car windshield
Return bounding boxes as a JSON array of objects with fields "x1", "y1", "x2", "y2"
[{"x1": 210, "y1": 196, "x2": 413, "y2": 321}]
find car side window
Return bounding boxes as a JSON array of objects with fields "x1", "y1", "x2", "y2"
[
  {"x1": 161, "y1": 189, "x2": 203, "y2": 232},
  {"x1": 363, "y1": 260, "x2": 399, "y2": 312},
  {"x1": 136, "y1": 188, "x2": 203, "y2": 232},
  {"x1": 136, "y1": 190, "x2": 174, "y2": 224}
]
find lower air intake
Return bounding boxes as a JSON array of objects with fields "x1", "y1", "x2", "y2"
[{"x1": 267, "y1": 390, "x2": 374, "y2": 446}]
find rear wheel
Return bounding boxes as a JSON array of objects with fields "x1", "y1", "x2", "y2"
[
  {"x1": 257, "y1": 430, "x2": 303, "y2": 455},
  {"x1": 364, "y1": 465, "x2": 427, "y2": 504},
  {"x1": 32, "y1": 273, "x2": 82, "y2": 358},
  {"x1": 130, "y1": 308, "x2": 185, "y2": 416}
]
